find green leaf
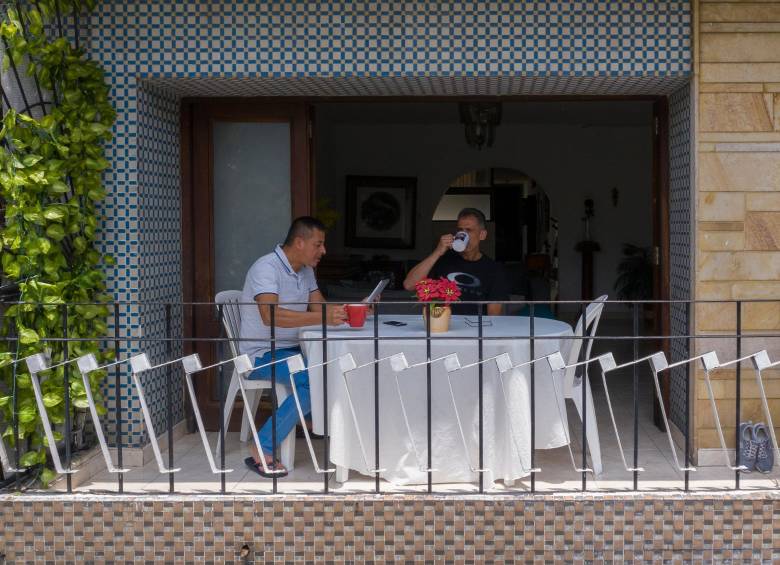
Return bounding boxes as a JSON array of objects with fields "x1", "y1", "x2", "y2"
[
  {"x1": 39, "y1": 114, "x2": 55, "y2": 130},
  {"x1": 75, "y1": 304, "x2": 102, "y2": 320},
  {"x1": 88, "y1": 122, "x2": 108, "y2": 135},
  {"x1": 69, "y1": 380, "x2": 86, "y2": 396},
  {"x1": 16, "y1": 373, "x2": 31, "y2": 390},
  {"x1": 3, "y1": 258, "x2": 20, "y2": 278},
  {"x1": 3, "y1": 109, "x2": 16, "y2": 129},
  {"x1": 29, "y1": 170, "x2": 46, "y2": 184},
  {"x1": 43, "y1": 206, "x2": 66, "y2": 221},
  {"x1": 40, "y1": 467, "x2": 57, "y2": 485},
  {"x1": 20, "y1": 450, "x2": 40, "y2": 467},
  {"x1": 63, "y1": 89, "x2": 82, "y2": 104},
  {"x1": 18, "y1": 327, "x2": 40, "y2": 345},
  {"x1": 18, "y1": 405, "x2": 37, "y2": 423},
  {"x1": 42, "y1": 392, "x2": 62, "y2": 407},
  {"x1": 48, "y1": 180, "x2": 69, "y2": 193},
  {"x1": 72, "y1": 397, "x2": 90, "y2": 409},
  {"x1": 21, "y1": 154, "x2": 42, "y2": 167},
  {"x1": 0, "y1": 396, "x2": 11, "y2": 407},
  {"x1": 87, "y1": 187, "x2": 106, "y2": 201},
  {"x1": 28, "y1": 9, "x2": 42, "y2": 33},
  {"x1": 85, "y1": 157, "x2": 109, "y2": 171},
  {"x1": 72, "y1": 236, "x2": 86, "y2": 253},
  {"x1": 45, "y1": 224, "x2": 65, "y2": 241},
  {"x1": 38, "y1": 237, "x2": 52, "y2": 254},
  {"x1": 22, "y1": 211, "x2": 43, "y2": 223}
]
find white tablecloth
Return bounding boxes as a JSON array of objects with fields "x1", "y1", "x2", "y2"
[{"x1": 300, "y1": 314, "x2": 573, "y2": 485}]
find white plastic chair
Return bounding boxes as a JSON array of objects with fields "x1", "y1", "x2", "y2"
[
  {"x1": 215, "y1": 290, "x2": 295, "y2": 470},
  {"x1": 561, "y1": 295, "x2": 608, "y2": 476}
]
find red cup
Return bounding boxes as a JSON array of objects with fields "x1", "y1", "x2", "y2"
[{"x1": 346, "y1": 304, "x2": 368, "y2": 328}]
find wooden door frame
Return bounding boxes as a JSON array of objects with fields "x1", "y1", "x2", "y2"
[
  {"x1": 180, "y1": 100, "x2": 313, "y2": 428},
  {"x1": 652, "y1": 97, "x2": 672, "y2": 429}
]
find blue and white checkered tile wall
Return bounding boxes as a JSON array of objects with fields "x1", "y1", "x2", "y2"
[
  {"x1": 136, "y1": 83, "x2": 185, "y2": 443},
  {"x1": 86, "y1": 0, "x2": 691, "y2": 447},
  {"x1": 668, "y1": 82, "x2": 693, "y2": 435}
]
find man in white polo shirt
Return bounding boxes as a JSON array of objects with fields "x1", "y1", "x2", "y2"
[{"x1": 240, "y1": 216, "x2": 347, "y2": 477}]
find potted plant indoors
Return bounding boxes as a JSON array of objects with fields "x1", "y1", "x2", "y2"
[{"x1": 415, "y1": 277, "x2": 461, "y2": 333}]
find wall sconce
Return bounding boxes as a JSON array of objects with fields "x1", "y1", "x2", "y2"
[{"x1": 459, "y1": 102, "x2": 502, "y2": 150}]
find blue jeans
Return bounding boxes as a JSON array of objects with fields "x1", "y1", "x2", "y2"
[{"x1": 248, "y1": 348, "x2": 310, "y2": 456}]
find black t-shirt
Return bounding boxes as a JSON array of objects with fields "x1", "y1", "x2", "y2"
[{"x1": 429, "y1": 251, "x2": 511, "y2": 315}]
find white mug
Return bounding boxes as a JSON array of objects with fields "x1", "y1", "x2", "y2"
[{"x1": 452, "y1": 231, "x2": 469, "y2": 252}]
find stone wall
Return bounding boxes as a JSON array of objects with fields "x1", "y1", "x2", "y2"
[{"x1": 695, "y1": 0, "x2": 780, "y2": 456}]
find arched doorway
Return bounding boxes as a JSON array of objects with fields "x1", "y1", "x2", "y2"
[{"x1": 432, "y1": 167, "x2": 558, "y2": 312}]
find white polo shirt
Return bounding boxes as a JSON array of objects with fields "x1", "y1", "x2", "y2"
[{"x1": 239, "y1": 245, "x2": 318, "y2": 360}]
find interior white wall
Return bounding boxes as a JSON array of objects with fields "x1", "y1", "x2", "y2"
[{"x1": 315, "y1": 104, "x2": 653, "y2": 302}]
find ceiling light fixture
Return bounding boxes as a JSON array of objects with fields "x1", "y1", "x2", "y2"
[{"x1": 459, "y1": 102, "x2": 502, "y2": 150}]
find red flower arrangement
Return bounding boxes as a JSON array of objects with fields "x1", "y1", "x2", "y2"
[{"x1": 415, "y1": 277, "x2": 461, "y2": 311}]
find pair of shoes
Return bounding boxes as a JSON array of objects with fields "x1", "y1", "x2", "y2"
[{"x1": 739, "y1": 421, "x2": 774, "y2": 473}]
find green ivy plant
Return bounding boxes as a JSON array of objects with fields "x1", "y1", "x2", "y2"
[{"x1": 0, "y1": 0, "x2": 115, "y2": 485}]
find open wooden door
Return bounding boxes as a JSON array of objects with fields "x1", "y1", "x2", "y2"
[{"x1": 181, "y1": 101, "x2": 314, "y2": 429}]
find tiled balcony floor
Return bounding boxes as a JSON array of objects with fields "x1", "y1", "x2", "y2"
[{"x1": 56, "y1": 368, "x2": 780, "y2": 495}]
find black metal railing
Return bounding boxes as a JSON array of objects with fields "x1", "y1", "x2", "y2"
[{"x1": 0, "y1": 298, "x2": 778, "y2": 496}]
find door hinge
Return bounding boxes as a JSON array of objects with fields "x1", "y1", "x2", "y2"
[
  {"x1": 307, "y1": 119, "x2": 313, "y2": 139},
  {"x1": 654, "y1": 116, "x2": 659, "y2": 136},
  {"x1": 653, "y1": 246, "x2": 661, "y2": 266}
]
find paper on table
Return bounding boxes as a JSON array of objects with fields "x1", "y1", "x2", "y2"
[{"x1": 362, "y1": 278, "x2": 389, "y2": 303}]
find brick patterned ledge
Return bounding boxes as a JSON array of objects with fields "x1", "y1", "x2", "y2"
[{"x1": 1, "y1": 492, "x2": 779, "y2": 562}]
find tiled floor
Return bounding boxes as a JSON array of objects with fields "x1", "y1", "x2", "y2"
[{"x1": 58, "y1": 361, "x2": 780, "y2": 496}]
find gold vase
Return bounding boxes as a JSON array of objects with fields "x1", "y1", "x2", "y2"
[{"x1": 423, "y1": 305, "x2": 451, "y2": 333}]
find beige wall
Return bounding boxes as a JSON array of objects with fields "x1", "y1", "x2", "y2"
[{"x1": 695, "y1": 0, "x2": 780, "y2": 457}]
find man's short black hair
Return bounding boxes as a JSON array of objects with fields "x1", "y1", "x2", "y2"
[
  {"x1": 284, "y1": 216, "x2": 327, "y2": 246},
  {"x1": 457, "y1": 207, "x2": 487, "y2": 230}
]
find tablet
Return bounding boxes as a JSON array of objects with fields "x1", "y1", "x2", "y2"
[{"x1": 362, "y1": 278, "x2": 390, "y2": 303}]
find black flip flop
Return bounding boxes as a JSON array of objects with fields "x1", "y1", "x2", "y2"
[{"x1": 244, "y1": 456, "x2": 288, "y2": 478}]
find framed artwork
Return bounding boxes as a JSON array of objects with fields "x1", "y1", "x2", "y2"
[{"x1": 345, "y1": 175, "x2": 416, "y2": 249}]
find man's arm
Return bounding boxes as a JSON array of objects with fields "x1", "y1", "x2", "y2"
[
  {"x1": 486, "y1": 303, "x2": 504, "y2": 316},
  {"x1": 307, "y1": 289, "x2": 335, "y2": 314},
  {"x1": 403, "y1": 234, "x2": 454, "y2": 291},
  {"x1": 256, "y1": 293, "x2": 346, "y2": 327}
]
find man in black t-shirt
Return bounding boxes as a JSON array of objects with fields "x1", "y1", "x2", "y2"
[{"x1": 403, "y1": 208, "x2": 510, "y2": 315}]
